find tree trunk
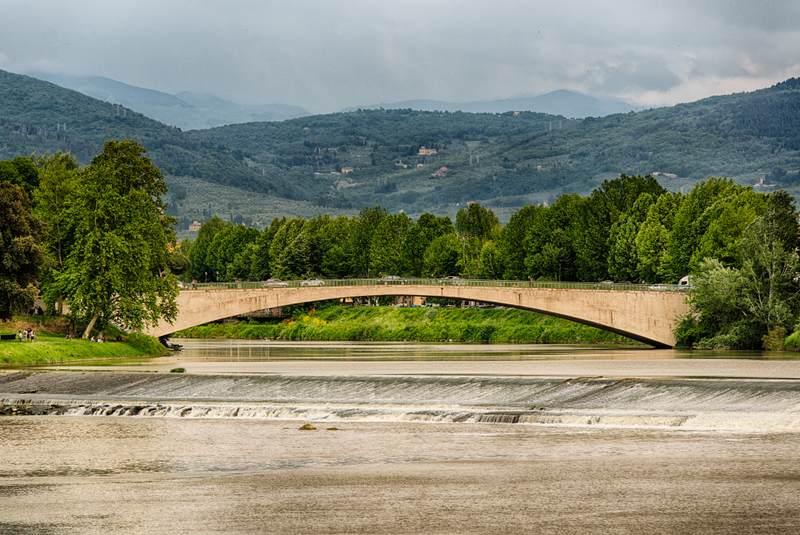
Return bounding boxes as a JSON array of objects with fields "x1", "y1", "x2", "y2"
[{"x1": 82, "y1": 313, "x2": 99, "y2": 339}]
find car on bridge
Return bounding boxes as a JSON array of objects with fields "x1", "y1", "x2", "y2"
[
  {"x1": 300, "y1": 279, "x2": 325, "y2": 287},
  {"x1": 263, "y1": 278, "x2": 289, "y2": 288}
]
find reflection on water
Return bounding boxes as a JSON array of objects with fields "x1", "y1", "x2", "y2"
[{"x1": 42, "y1": 339, "x2": 800, "y2": 379}]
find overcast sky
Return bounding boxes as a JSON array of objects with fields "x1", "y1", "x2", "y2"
[{"x1": 1, "y1": 0, "x2": 798, "y2": 112}]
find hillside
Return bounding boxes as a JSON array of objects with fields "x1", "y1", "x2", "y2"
[
  {"x1": 2, "y1": 68, "x2": 800, "y2": 221},
  {"x1": 188, "y1": 78, "x2": 800, "y2": 212},
  {"x1": 29, "y1": 72, "x2": 308, "y2": 129}
]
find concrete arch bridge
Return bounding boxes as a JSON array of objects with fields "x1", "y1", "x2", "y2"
[{"x1": 147, "y1": 278, "x2": 690, "y2": 347}]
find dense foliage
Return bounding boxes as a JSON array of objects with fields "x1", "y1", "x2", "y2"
[
  {"x1": 3, "y1": 69, "x2": 800, "y2": 218},
  {"x1": 175, "y1": 305, "x2": 636, "y2": 345},
  {"x1": 182, "y1": 173, "x2": 800, "y2": 349},
  {"x1": 0, "y1": 142, "x2": 181, "y2": 337}
]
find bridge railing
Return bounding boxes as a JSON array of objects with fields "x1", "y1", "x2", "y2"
[{"x1": 183, "y1": 278, "x2": 689, "y2": 292}]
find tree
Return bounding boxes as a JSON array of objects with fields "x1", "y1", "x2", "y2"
[
  {"x1": 249, "y1": 217, "x2": 285, "y2": 281},
  {"x1": 370, "y1": 213, "x2": 411, "y2": 276},
  {"x1": 206, "y1": 225, "x2": 259, "y2": 281},
  {"x1": 573, "y1": 174, "x2": 664, "y2": 281},
  {"x1": 270, "y1": 219, "x2": 311, "y2": 279},
  {"x1": 402, "y1": 213, "x2": 453, "y2": 277},
  {"x1": 422, "y1": 234, "x2": 461, "y2": 277},
  {"x1": 523, "y1": 195, "x2": 582, "y2": 281},
  {"x1": 607, "y1": 193, "x2": 656, "y2": 281},
  {"x1": 189, "y1": 216, "x2": 228, "y2": 282},
  {"x1": 663, "y1": 177, "x2": 738, "y2": 281},
  {"x1": 50, "y1": 140, "x2": 178, "y2": 337},
  {"x1": 738, "y1": 208, "x2": 800, "y2": 336},
  {"x1": 476, "y1": 240, "x2": 503, "y2": 279},
  {"x1": 0, "y1": 182, "x2": 44, "y2": 319},
  {"x1": 691, "y1": 188, "x2": 765, "y2": 269},
  {"x1": 455, "y1": 202, "x2": 499, "y2": 240},
  {"x1": 0, "y1": 157, "x2": 39, "y2": 196},
  {"x1": 499, "y1": 205, "x2": 539, "y2": 280},
  {"x1": 635, "y1": 192, "x2": 681, "y2": 283},
  {"x1": 33, "y1": 154, "x2": 79, "y2": 275},
  {"x1": 349, "y1": 207, "x2": 387, "y2": 276}
]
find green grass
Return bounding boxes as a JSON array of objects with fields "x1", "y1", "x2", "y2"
[
  {"x1": 0, "y1": 317, "x2": 168, "y2": 367},
  {"x1": 175, "y1": 305, "x2": 641, "y2": 345}
]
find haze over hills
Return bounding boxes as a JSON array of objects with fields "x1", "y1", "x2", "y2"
[
  {"x1": 28, "y1": 71, "x2": 309, "y2": 130},
  {"x1": 347, "y1": 89, "x2": 637, "y2": 118},
  {"x1": 1, "y1": 68, "x2": 799, "y2": 226}
]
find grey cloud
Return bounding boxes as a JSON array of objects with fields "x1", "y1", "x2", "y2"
[{"x1": 0, "y1": 0, "x2": 798, "y2": 111}]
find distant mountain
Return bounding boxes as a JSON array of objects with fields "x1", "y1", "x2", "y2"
[
  {"x1": 348, "y1": 89, "x2": 637, "y2": 118},
  {"x1": 2, "y1": 68, "x2": 800, "y2": 221},
  {"x1": 28, "y1": 71, "x2": 308, "y2": 130}
]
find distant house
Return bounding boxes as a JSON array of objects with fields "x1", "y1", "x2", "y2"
[
  {"x1": 418, "y1": 146, "x2": 438, "y2": 156},
  {"x1": 431, "y1": 165, "x2": 449, "y2": 178},
  {"x1": 340, "y1": 166, "x2": 354, "y2": 175},
  {"x1": 188, "y1": 220, "x2": 202, "y2": 232}
]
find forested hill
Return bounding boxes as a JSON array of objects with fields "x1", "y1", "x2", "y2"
[
  {"x1": 186, "y1": 78, "x2": 800, "y2": 211},
  {"x1": 2, "y1": 67, "x2": 800, "y2": 217},
  {"x1": 0, "y1": 70, "x2": 256, "y2": 189}
]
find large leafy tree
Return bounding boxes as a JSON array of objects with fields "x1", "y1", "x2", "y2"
[
  {"x1": 635, "y1": 192, "x2": 682, "y2": 283},
  {"x1": 349, "y1": 207, "x2": 387, "y2": 277},
  {"x1": 370, "y1": 213, "x2": 411, "y2": 276},
  {"x1": 499, "y1": 205, "x2": 539, "y2": 280},
  {"x1": 524, "y1": 194, "x2": 582, "y2": 281},
  {"x1": 0, "y1": 157, "x2": 40, "y2": 196},
  {"x1": 50, "y1": 140, "x2": 178, "y2": 337},
  {"x1": 607, "y1": 193, "x2": 656, "y2": 282},
  {"x1": 402, "y1": 213, "x2": 453, "y2": 277},
  {"x1": 663, "y1": 177, "x2": 738, "y2": 281},
  {"x1": 189, "y1": 216, "x2": 228, "y2": 282},
  {"x1": 422, "y1": 234, "x2": 461, "y2": 277},
  {"x1": 455, "y1": 202, "x2": 499, "y2": 240},
  {"x1": 573, "y1": 174, "x2": 664, "y2": 281},
  {"x1": 0, "y1": 182, "x2": 45, "y2": 319}
]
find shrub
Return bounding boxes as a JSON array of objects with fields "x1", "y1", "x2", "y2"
[
  {"x1": 126, "y1": 333, "x2": 168, "y2": 356},
  {"x1": 763, "y1": 327, "x2": 787, "y2": 351}
]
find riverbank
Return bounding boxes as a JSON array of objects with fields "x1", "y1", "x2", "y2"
[
  {"x1": 175, "y1": 305, "x2": 640, "y2": 345},
  {"x1": 0, "y1": 317, "x2": 167, "y2": 367}
]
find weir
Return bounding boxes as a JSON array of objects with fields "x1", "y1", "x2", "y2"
[
  {"x1": 146, "y1": 278, "x2": 691, "y2": 347},
  {"x1": 3, "y1": 371, "x2": 800, "y2": 432}
]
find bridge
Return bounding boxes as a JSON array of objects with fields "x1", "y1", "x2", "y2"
[{"x1": 146, "y1": 278, "x2": 691, "y2": 347}]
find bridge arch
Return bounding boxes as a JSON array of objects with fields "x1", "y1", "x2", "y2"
[{"x1": 147, "y1": 280, "x2": 690, "y2": 347}]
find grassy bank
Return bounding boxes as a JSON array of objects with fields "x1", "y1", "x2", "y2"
[
  {"x1": 176, "y1": 305, "x2": 640, "y2": 345},
  {"x1": 0, "y1": 317, "x2": 167, "y2": 367}
]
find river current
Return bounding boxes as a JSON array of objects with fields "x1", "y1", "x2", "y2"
[{"x1": 2, "y1": 340, "x2": 800, "y2": 533}]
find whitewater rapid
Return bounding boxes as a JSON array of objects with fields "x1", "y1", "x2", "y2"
[{"x1": 2, "y1": 371, "x2": 800, "y2": 432}]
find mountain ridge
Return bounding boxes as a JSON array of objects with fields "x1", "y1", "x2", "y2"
[
  {"x1": 2, "y1": 68, "x2": 799, "y2": 224},
  {"x1": 27, "y1": 71, "x2": 309, "y2": 130}
]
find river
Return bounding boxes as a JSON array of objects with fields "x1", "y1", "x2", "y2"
[{"x1": 2, "y1": 340, "x2": 800, "y2": 534}]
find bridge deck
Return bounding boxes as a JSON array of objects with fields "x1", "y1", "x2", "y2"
[{"x1": 152, "y1": 278, "x2": 690, "y2": 348}]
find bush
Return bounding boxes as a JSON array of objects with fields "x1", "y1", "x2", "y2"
[
  {"x1": 126, "y1": 333, "x2": 168, "y2": 356},
  {"x1": 763, "y1": 327, "x2": 787, "y2": 351},
  {"x1": 785, "y1": 329, "x2": 800, "y2": 351}
]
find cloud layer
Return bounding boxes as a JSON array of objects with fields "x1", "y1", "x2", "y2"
[{"x1": 1, "y1": 0, "x2": 798, "y2": 111}]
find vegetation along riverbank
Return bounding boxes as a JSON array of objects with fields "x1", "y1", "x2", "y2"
[
  {"x1": 175, "y1": 305, "x2": 640, "y2": 345},
  {"x1": 0, "y1": 317, "x2": 167, "y2": 367}
]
